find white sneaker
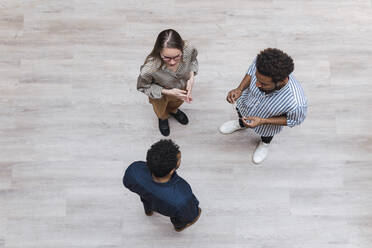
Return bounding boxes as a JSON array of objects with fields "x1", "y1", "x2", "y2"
[
  {"x1": 252, "y1": 141, "x2": 270, "y2": 164},
  {"x1": 219, "y1": 120, "x2": 244, "y2": 134}
]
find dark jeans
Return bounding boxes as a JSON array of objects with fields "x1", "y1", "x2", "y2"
[
  {"x1": 141, "y1": 197, "x2": 189, "y2": 229},
  {"x1": 236, "y1": 108, "x2": 273, "y2": 144}
]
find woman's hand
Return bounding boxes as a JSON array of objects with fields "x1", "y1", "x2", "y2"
[
  {"x1": 162, "y1": 88, "x2": 188, "y2": 101},
  {"x1": 185, "y1": 79, "x2": 194, "y2": 104},
  {"x1": 185, "y1": 72, "x2": 195, "y2": 103}
]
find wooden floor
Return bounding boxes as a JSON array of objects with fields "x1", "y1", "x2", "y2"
[{"x1": 1, "y1": 0, "x2": 372, "y2": 247}]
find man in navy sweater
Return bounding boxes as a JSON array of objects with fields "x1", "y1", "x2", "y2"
[{"x1": 123, "y1": 139, "x2": 201, "y2": 232}]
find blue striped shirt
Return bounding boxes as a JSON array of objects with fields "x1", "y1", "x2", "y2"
[{"x1": 236, "y1": 58, "x2": 307, "y2": 137}]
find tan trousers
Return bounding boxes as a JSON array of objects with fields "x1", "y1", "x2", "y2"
[{"x1": 149, "y1": 95, "x2": 184, "y2": 120}]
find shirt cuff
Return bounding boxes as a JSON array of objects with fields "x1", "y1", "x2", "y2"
[{"x1": 148, "y1": 84, "x2": 164, "y2": 99}]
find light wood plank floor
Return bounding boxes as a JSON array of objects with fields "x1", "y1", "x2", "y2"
[{"x1": 1, "y1": 0, "x2": 372, "y2": 247}]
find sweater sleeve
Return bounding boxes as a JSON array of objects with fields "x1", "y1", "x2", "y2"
[
  {"x1": 174, "y1": 194, "x2": 199, "y2": 224},
  {"x1": 190, "y1": 46, "x2": 199, "y2": 76},
  {"x1": 170, "y1": 182, "x2": 200, "y2": 228},
  {"x1": 136, "y1": 61, "x2": 163, "y2": 99}
]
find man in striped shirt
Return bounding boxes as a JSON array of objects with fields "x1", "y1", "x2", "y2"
[{"x1": 219, "y1": 48, "x2": 307, "y2": 164}]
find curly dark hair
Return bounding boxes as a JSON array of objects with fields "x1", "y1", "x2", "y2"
[
  {"x1": 256, "y1": 48, "x2": 294, "y2": 83},
  {"x1": 146, "y1": 139, "x2": 180, "y2": 177}
]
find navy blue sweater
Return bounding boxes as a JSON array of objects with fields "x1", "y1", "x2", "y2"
[{"x1": 123, "y1": 161, "x2": 199, "y2": 224}]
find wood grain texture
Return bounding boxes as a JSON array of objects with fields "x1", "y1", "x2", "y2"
[{"x1": 1, "y1": 0, "x2": 372, "y2": 247}]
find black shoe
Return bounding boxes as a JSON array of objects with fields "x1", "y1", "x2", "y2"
[
  {"x1": 145, "y1": 210, "x2": 153, "y2": 216},
  {"x1": 170, "y1": 110, "x2": 189, "y2": 125},
  {"x1": 158, "y1": 118, "x2": 170, "y2": 136}
]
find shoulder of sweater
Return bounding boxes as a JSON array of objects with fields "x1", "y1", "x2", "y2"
[
  {"x1": 140, "y1": 58, "x2": 162, "y2": 76},
  {"x1": 183, "y1": 40, "x2": 196, "y2": 56}
]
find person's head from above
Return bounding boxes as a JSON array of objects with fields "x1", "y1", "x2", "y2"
[
  {"x1": 146, "y1": 139, "x2": 181, "y2": 179},
  {"x1": 146, "y1": 29, "x2": 184, "y2": 67},
  {"x1": 255, "y1": 48, "x2": 294, "y2": 94}
]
